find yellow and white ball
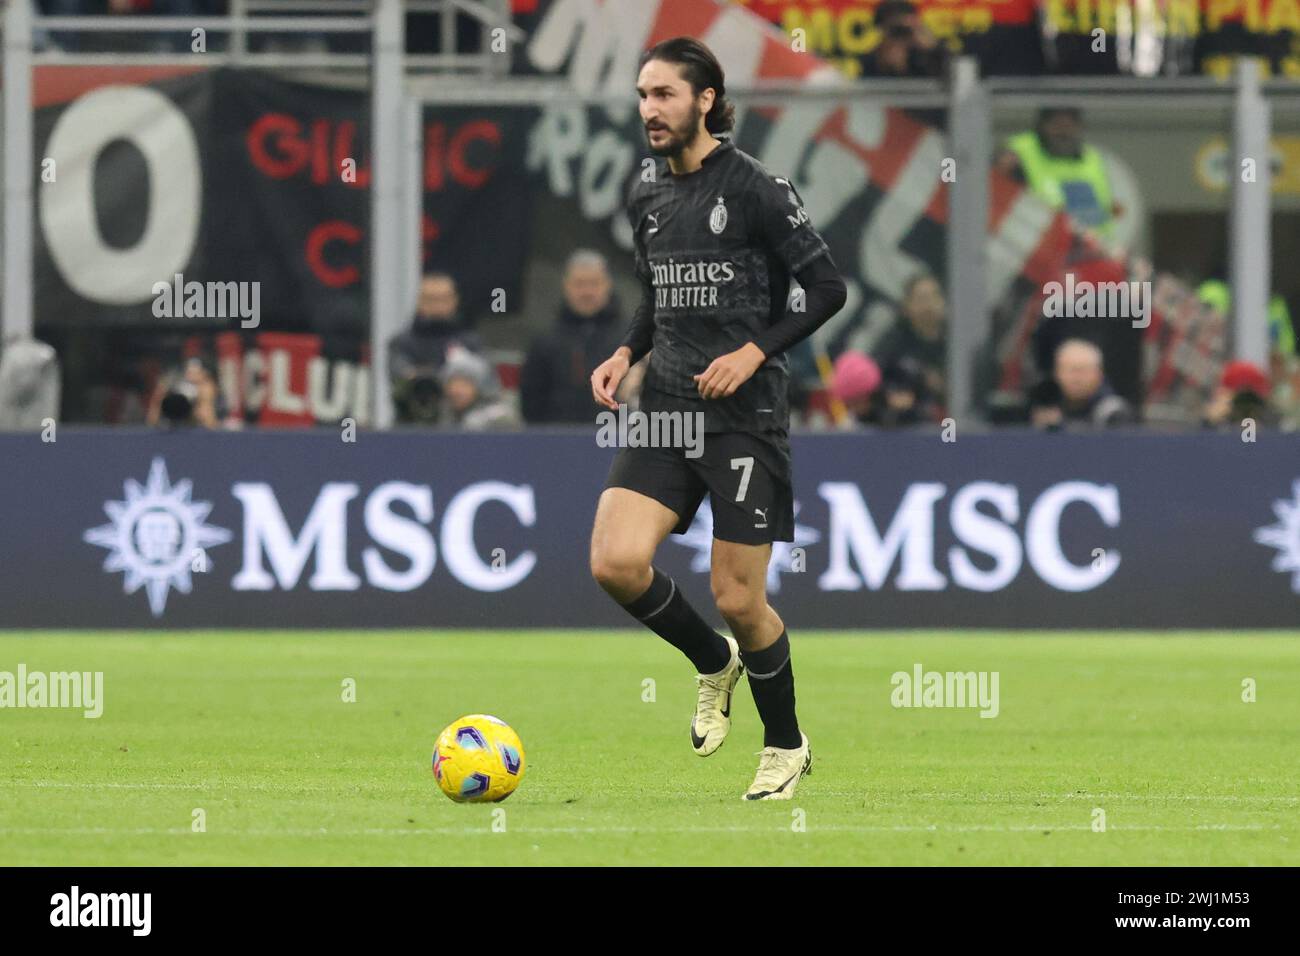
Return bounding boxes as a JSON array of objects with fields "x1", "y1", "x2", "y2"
[{"x1": 431, "y1": 714, "x2": 526, "y2": 803}]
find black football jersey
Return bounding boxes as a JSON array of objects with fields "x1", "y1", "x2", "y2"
[{"x1": 626, "y1": 137, "x2": 830, "y2": 433}]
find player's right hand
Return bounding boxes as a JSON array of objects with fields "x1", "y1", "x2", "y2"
[{"x1": 591, "y1": 350, "x2": 631, "y2": 411}]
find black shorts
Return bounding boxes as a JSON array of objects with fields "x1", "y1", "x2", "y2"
[{"x1": 604, "y1": 431, "x2": 794, "y2": 545}]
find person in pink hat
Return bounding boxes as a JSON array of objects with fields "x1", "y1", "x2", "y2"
[{"x1": 831, "y1": 350, "x2": 882, "y2": 427}]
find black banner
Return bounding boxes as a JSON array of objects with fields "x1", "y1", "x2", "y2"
[{"x1": 32, "y1": 68, "x2": 533, "y2": 334}]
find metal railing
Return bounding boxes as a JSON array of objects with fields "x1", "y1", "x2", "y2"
[{"x1": 27, "y1": 0, "x2": 515, "y2": 71}]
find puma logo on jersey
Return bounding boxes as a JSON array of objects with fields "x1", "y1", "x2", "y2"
[
  {"x1": 774, "y1": 177, "x2": 807, "y2": 227},
  {"x1": 646, "y1": 213, "x2": 660, "y2": 236}
]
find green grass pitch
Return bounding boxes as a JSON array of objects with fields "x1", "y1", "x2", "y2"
[{"x1": 1, "y1": 631, "x2": 1297, "y2": 866}]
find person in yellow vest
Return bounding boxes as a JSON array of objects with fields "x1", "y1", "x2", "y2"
[
  {"x1": 1198, "y1": 277, "x2": 1300, "y2": 430},
  {"x1": 1195, "y1": 278, "x2": 1296, "y2": 359},
  {"x1": 996, "y1": 108, "x2": 1121, "y2": 242}
]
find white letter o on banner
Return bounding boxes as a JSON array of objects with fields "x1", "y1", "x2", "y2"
[{"x1": 40, "y1": 84, "x2": 201, "y2": 304}]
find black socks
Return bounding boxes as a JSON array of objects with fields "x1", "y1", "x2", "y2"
[
  {"x1": 740, "y1": 630, "x2": 801, "y2": 749},
  {"x1": 620, "y1": 571, "x2": 801, "y2": 749},
  {"x1": 620, "y1": 567, "x2": 733, "y2": 675}
]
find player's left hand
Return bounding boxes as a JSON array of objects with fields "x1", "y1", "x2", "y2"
[{"x1": 694, "y1": 343, "x2": 766, "y2": 399}]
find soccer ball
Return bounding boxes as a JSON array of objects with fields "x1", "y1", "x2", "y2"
[{"x1": 431, "y1": 714, "x2": 526, "y2": 803}]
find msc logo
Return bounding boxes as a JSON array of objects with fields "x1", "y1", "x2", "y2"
[
  {"x1": 83, "y1": 458, "x2": 232, "y2": 617},
  {"x1": 85, "y1": 459, "x2": 539, "y2": 617},
  {"x1": 1254, "y1": 480, "x2": 1300, "y2": 592}
]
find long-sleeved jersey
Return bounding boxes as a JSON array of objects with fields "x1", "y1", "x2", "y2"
[{"x1": 621, "y1": 136, "x2": 846, "y2": 433}]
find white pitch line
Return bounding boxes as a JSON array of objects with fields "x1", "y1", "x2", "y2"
[
  {"x1": 1056, "y1": 793, "x2": 1300, "y2": 803},
  {"x1": 0, "y1": 823, "x2": 1282, "y2": 837},
  {"x1": 5, "y1": 781, "x2": 354, "y2": 793},
  {"x1": 801, "y1": 791, "x2": 1300, "y2": 803},
  {"x1": 7, "y1": 782, "x2": 1298, "y2": 803}
]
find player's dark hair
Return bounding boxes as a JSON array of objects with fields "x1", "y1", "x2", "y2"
[{"x1": 638, "y1": 37, "x2": 736, "y2": 135}]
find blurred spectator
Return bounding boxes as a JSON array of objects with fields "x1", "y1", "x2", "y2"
[
  {"x1": 1038, "y1": 339, "x2": 1133, "y2": 430},
  {"x1": 858, "y1": 1, "x2": 946, "y2": 78},
  {"x1": 857, "y1": 1, "x2": 948, "y2": 126},
  {"x1": 1202, "y1": 360, "x2": 1279, "y2": 430},
  {"x1": 1195, "y1": 278, "x2": 1296, "y2": 361},
  {"x1": 830, "y1": 350, "x2": 882, "y2": 427},
  {"x1": 1027, "y1": 379, "x2": 1064, "y2": 430},
  {"x1": 0, "y1": 338, "x2": 61, "y2": 430},
  {"x1": 996, "y1": 108, "x2": 1121, "y2": 243},
  {"x1": 41, "y1": 0, "x2": 208, "y2": 53},
  {"x1": 871, "y1": 271, "x2": 948, "y2": 415},
  {"x1": 1031, "y1": 258, "x2": 1145, "y2": 410},
  {"x1": 147, "y1": 357, "x2": 220, "y2": 429},
  {"x1": 389, "y1": 273, "x2": 483, "y2": 425},
  {"x1": 40, "y1": 0, "x2": 97, "y2": 52},
  {"x1": 520, "y1": 250, "x2": 626, "y2": 423},
  {"x1": 438, "y1": 348, "x2": 519, "y2": 431},
  {"x1": 876, "y1": 355, "x2": 941, "y2": 427},
  {"x1": 830, "y1": 350, "x2": 937, "y2": 429}
]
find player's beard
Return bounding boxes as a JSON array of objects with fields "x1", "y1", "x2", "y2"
[{"x1": 645, "y1": 103, "x2": 702, "y2": 158}]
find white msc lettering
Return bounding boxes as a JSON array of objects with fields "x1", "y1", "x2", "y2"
[
  {"x1": 817, "y1": 482, "x2": 947, "y2": 591},
  {"x1": 440, "y1": 481, "x2": 537, "y2": 591},
  {"x1": 363, "y1": 482, "x2": 436, "y2": 592},
  {"x1": 231, "y1": 482, "x2": 361, "y2": 590},
  {"x1": 1025, "y1": 481, "x2": 1121, "y2": 591},
  {"x1": 231, "y1": 480, "x2": 536, "y2": 592},
  {"x1": 949, "y1": 481, "x2": 1022, "y2": 592},
  {"x1": 816, "y1": 480, "x2": 1119, "y2": 592}
]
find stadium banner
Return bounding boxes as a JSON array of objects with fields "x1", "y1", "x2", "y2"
[
  {"x1": 1193, "y1": 0, "x2": 1300, "y2": 79},
  {"x1": 210, "y1": 331, "x2": 373, "y2": 427},
  {"x1": 728, "y1": 0, "x2": 1045, "y2": 76},
  {"x1": 32, "y1": 66, "x2": 531, "y2": 333},
  {"x1": 1, "y1": 430, "x2": 1297, "y2": 629},
  {"x1": 1039, "y1": 0, "x2": 1300, "y2": 78}
]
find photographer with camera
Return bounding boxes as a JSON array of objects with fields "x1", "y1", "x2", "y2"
[
  {"x1": 859, "y1": 1, "x2": 948, "y2": 79},
  {"x1": 388, "y1": 272, "x2": 485, "y2": 426},
  {"x1": 146, "y1": 357, "x2": 221, "y2": 429}
]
